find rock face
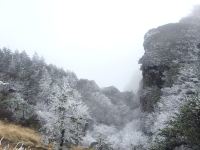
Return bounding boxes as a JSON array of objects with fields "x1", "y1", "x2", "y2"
[{"x1": 139, "y1": 10, "x2": 200, "y2": 137}]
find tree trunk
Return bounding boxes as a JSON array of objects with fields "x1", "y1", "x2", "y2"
[{"x1": 59, "y1": 129, "x2": 65, "y2": 150}]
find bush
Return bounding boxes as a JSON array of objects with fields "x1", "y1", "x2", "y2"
[{"x1": 150, "y1": 94, "x2": 200, "y2": 150}]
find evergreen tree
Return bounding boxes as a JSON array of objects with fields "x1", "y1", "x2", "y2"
[
  {"x1": 36, "y1": 81, "x2": 90, "y2": 148},
  {"x1": 150, "y1": 94, "x2": 200, "y2": 150}
]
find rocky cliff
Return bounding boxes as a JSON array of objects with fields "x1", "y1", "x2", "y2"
[{"x1": 139, "y1": 6, "x2": 200, "y2": 143}]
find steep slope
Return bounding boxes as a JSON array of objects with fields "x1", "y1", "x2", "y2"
[
  {"x1": 0, "y1": 121, "x2": 47, "y2": 149},
  {"x1": 101, "y1": 86, "x2": 137, "y2": 110},
  {"x1": 0, "y1": 49, "x2": 137, "y2": 149},
  {"x1": 139, "y1": 6, "x2": 200, "y2": 147},
  {"x1": 76, "y1": 79, "x2": 137, "y2": 127}
]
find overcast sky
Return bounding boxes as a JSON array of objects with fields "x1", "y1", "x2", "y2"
[{"x1": 0, "y1": 0, "x2": 199, "y2": 92}]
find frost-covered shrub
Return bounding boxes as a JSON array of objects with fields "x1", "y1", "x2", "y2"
[
  {"x1": 150, "y1": 94, "x2": 200, "y2": 150},
  {"x1": 84, "y1": 120, "x2": 148, "y2": 150}
]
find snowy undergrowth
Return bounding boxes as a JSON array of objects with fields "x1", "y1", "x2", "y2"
[{"x1": 83, "y1": 109, "x2": 148, "y2": 149}]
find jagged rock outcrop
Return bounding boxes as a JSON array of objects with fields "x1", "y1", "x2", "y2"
[{"x1": 139, "y1": 6, "x2": 200, "y2": 143}]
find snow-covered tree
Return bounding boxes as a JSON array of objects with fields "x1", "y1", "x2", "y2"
[
  {"x1": 150, "y1": 94, "x2": 200, "y2": 150},
  {"x1": 36, "y1": 80, "x2": 90, "y2": 149},
  {"x1": 0, "y1": 82, "x2": 33, "y2": 122}
]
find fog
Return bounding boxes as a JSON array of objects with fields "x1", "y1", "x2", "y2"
[{"x1": 0, "y1": 0, "x2": 199, "y2": 91}]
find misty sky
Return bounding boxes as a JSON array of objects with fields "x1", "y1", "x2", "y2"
[{"x1": 0, "y1": 0, "x2": 199, "y2": 92}]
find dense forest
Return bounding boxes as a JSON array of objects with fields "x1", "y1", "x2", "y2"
[
  {"x1": 1, "y1": 5, "x2": 200, "y2": 150},
  {"x1": 0, "y1": 48, "x2": 141, "y2": 149}
]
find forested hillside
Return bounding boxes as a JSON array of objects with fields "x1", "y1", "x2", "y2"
[
  {"x1": 0, "y1": 48, "x2": 138, "y2": 149},
  {"x1": 1, "y1": 5, "x2": 200, "y2": 150}
]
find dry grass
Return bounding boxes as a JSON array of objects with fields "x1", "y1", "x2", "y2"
[
  {"x1": 0, "y1": 121, "x2": 41, "y2": 145},
  {"x1": 0, "y1": 121, "x2": 48, "y2": 149},
  {"x1": 0, "y1": 121, "x2": 93, "y2": 150}
]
